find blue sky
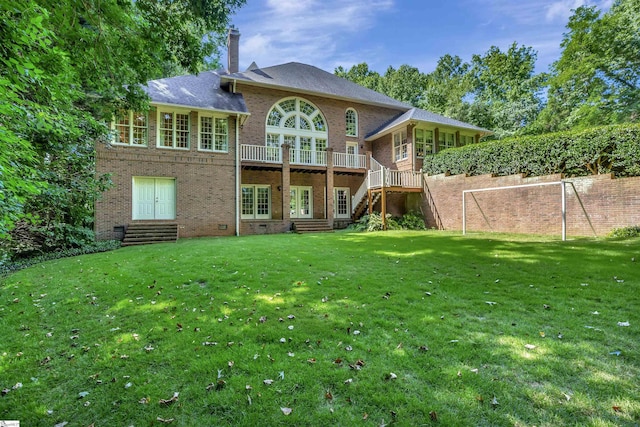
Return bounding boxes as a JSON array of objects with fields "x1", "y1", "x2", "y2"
[{"x1": 226, "y1": 0, "x2": 612, "y2": 75}]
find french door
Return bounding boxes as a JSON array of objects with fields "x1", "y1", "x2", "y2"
[
  {"x1": 334, "y1": 187, "x2": 351, "y2": 218},
  {"x1": 290, "y1": 186, "x2": 313, "y2": 218},
  {"x1": 346, "y1": 142, "x2": 358, "y2": 168},
  {"x1": 132, "y1": 177, "x2": 176, "y2": 220}
]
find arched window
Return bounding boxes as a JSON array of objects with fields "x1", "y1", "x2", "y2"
[
  {"x1": 345, "y1": 108, "x2": 358, "y2": 137},
  {"x1": 265, "y1": 97, "x2": 328, "y2": 165}
]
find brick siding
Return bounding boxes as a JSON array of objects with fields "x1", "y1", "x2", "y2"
[{"x1": 423, "y1": 173, "x2": 640, "y2": 237}]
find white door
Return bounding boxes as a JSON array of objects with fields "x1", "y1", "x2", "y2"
[
  {"x1": 290, "y1": 186, "x2": 313, "y2": 218},
  {"x1": 133, "y1": 177, "x2": 176, "y2": 220},
  {"x1": 346, "y1": 142, "x2": 358, "y2": 168},
  {"x1": 334, "y1": 187, "x2": 351, "y2": 218}
]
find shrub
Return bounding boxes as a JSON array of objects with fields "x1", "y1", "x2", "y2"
[
  {"x1": 398, "y1": 211, "x2": 426, "y2": 230},
  {"x1": 0, "y1": 240, "x2": 121, "y2": 276},
  {"x1": 350, "y1": 212, "x2": 425, "y2": 232},
  {"x1": 607, "y1": 226, "x2": 640, "y2": 239},
  {"x1": 423, "y1": 124, "x2": 640, "y2": 178}
]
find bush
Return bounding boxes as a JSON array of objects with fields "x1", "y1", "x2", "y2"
[
  {"x1": 0, "y1": 240, "x2": 121, "y2": 276},
  {"x1": 423, "y1": 124, "x2": 640, "y2": 178},
  {"x1": 398, "y1": 211, "x2": 426, "y2": 230},
  {"x1": 607, "y1": 226, "x2": 640, "y2": 239},
  {"x1": 349, "y1": 212, "x2": 425, "y2": 232}
]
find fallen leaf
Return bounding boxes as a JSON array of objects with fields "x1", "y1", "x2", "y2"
[
  {"x1": 613, "y1": 405, "x2": 622, "y2": 412},
  {"x1": 78, "y1": 391, "x2": 89, "y2": 399},
  {"x1": 159, "y1": 392, "x2": 179, "y2": 406},
  {"x1": 363, "y1": 413, "x2": 368, "y2": 420},
  {"x1": 485, "y1": 301, "x2": 497, "y2": 306},
  {"x1": 156, "y1": 417, "x2": 175, "y2": 424},
  {"x1": 138, "y1": 397, "x2": 150, "y2": 404},
  {"x1": 263, "y1": 379, "x2": 274, "y2": 385},
  {"x1": 344, "y1": 378, "x2": 353, "y2": 384},
  {"x1": 491, "y1": 396, "x2": 499, "y2": 407},
  {"x1": 617, "y1": 321, "x2": 630, "y2": 327},
  {"x1": 524, "y1": 344, "x2": 536, "y2": 350},
  {"x1": 419, "y1": 345, "x2": 429, "y2": 352},
  {"x1": 228, "y1": 360, "x2": 234, "y2": 368},
  {"x1": 307, "y1": 358, "x2": 316, "y2": 364},
  {"x1": 429, "y1": 410, "x2": 438, "y2": 421},
  {"x1": 325, "y1": 391, "x2": 333, "y2": 400},
  {"x1": 281, "y1": 407, "x2": 292, "y2": 415}
]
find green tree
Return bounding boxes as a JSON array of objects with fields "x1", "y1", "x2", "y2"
[
  {"x1": 334, "y1": 62, "x2": 382, "y2": 91},
  {"x1": 379, "y1": 64, "x2": 426, "y2": 106},
  {"x1": 419, "y1": 54, "x2": 474, "y2": 121},
  {"x1": 1, "y1": 0, "x2": 245, "y2": 259},
  {"x1": 469, "y1": 43, "x2": 547, "y2": 138},
  {"x1": 536, "y1": 1, "x2": 640, "y2": 132}
]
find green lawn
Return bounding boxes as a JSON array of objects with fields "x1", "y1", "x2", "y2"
[{"x1": 1, "y1": 231, "x2": 639, "y2": 426}]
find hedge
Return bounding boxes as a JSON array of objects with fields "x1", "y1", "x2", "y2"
[{"x1": 422, "y1": 124, "x2": 640, "y2": 178}]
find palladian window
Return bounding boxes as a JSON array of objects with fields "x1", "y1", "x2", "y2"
[{"x1": 265, "y1": 97, "x2": 328, "y2": 165}]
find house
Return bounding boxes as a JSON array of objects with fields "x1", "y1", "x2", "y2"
[{"x1": 95, "y1": 29, "x2": 490, "y2": 243}]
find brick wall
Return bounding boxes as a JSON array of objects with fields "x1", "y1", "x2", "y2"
[
  {"x1": 95, "y1": 110, "x2": 239, "y2": 240},
  {"x1": 423, "y1": 173, "x2": 640, "y2": 237}
]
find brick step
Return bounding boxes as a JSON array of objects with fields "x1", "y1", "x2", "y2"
[
  {"x1": 122, "y1": 223, "x2": 178, "y2": 246},
  {"x1": 292, "y1": 220, "x2": 333, "y2": 233}
]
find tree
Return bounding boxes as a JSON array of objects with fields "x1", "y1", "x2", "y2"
[
  {"x1": 419, "y1": 54, "x2": 474, "y2": 121},
  {"x1": 335, "y1": 62, "x2": 382, "y2": 92},
  {"x1": 1, "y1": 0, "x2": 245, "y2": 259},
  {"x1": 468, "y1": 43, "x2": 547, "y2": 138},
  {"x1": 379, "y1": 64, "x2": 426, "y2": 106},
  {"x1": 536, "y1": 1, "x2": 640, "y2": 132}
]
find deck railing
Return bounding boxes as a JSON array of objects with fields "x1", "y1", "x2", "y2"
[
  {"x1": 241, "y1": 145, "x2": 366, "y2": 169},
  {"x1": 241, "y1": 144, "x2": 282, "y2": 164},
  {"x1": 368, "y1": 168, "x2": 422, "y2": 190},
  {"x1": 333, "y1": 153, "x2": 367, "y2": 169}
]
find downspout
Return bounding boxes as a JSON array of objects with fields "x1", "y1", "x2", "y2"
[{"x1": 235, "y1": 113, "x2": 241, "y2": 236}]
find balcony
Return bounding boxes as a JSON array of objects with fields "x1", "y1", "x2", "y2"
[{"x1": 240, "y1": 144, "x2": 367, "y2": 169}]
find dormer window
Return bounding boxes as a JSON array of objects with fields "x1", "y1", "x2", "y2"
[{"x1": 346, "y1": 108, "x2": 358, "y2": 137}]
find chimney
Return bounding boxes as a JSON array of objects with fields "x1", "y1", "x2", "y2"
[{"x1": 227, "y1": 28, "x2": 240, "y2": 74}]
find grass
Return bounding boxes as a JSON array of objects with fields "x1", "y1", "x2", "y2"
[{"x1": 1, "y1": 230, "x2": 639, "y2": 426}]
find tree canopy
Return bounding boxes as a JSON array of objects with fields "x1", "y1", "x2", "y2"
[
  {"x1": 335, "y1": 0, "x2": 638, "y2": 138},
  {"x1": 0, "y1": 0, "x2": 244, "y2": 259}
]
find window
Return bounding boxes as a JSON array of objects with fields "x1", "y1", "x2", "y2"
[
  {"x1": 114, "y1": 111, "x2": 148, "y2": 146},
  {"x1": 200, "y1": 116, "x2": 228, "y2": 152},
  {"x1": 439, "y1": 131, "x2": 455, "y2": 150},
  {"x1": 158, "y1": 110, "x2": 190, "y2": 149},
  {"x1": 460, "y1": 135, "x2": 475, "y2": 146},
  {"x1": 241, "y1": 185, "x2": 271, "y2": 219},
  {"x1": 346, "y1": 108, "x2": 358, "y2": 137},
  {"x1": 265, "y1": 97, "x2": 328, "y2": 165},
  {"x1": 393, "y1": 130, "x2": 408, "y2": 161},
  {"x1": 414, "y1": 128, "x2": 434, "y2": 157}
]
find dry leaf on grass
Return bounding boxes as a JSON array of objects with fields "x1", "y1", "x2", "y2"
[
  {"x1": 281, "y1": 407, "x2": 292, "y2": 415},
  {"x1": 159, "y1": 392, "x2": 179, "y2": 406}
]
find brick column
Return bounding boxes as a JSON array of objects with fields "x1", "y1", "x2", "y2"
[
  {"x1": 282, "y1": 143, "x2": 291, "y2": 225},
  {"x1": 326, "y1": 147, "x2": 334, "y2": 228}
]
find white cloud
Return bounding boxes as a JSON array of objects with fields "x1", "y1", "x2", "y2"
[
  {"x1": 545, "y1": 0, "x2": 588, "y2": 22},
  {"x1": 231, "y1": 0, "x2": 394, "y2": 71}
]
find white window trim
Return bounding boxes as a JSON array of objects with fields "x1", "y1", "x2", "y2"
[
  {"x1": 156, "y1": 108, "x2": 192, "y2": 150},
  {"x1": 112, "y1": 111, "x2": 148, "y2": 147},
  {"x1": 241, "y1": 184, "x2": 271, "y2": 220},
  {"x1": 393, "y1": 129, "x2": 408, "y2": 162},
  {"x1": 265, "y1": 97, "x2": 328, "y2": 151},
  {"x1": 438, "y1": 130, "x2": 456, "y2": 151},
  {"x1": 346, "y1": 108, "x2": 358, "y2": 137},
  {"x1": 414, "y1": 127, "x2": 435, "y2": 158},
  {"x1": 198, "y1": 114, "x2": 229, "y2": 153}
]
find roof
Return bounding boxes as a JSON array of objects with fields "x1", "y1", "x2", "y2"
[
  {"x1": 366, "y1": 108, "x2": 492, "y2": 140},
  {"x1": 220, "y1": 62, "x2": 410, "y2": 110},
  {"x1": 144, "y1": 71, "x2": 248, "y2": 114}
]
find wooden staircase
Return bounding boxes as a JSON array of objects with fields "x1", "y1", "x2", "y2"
[
  {"x1": 292, "y1": 219, "x2": 333, "y2": 233},
  {"x1": 352, "y1": 192, "x2": 381, "y2": 220},
  {"x1": 122, "y1": 223, "x2": 178, "y2": 246}
]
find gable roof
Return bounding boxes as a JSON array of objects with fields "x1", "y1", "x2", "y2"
[
  {"x1": 144, "y1": 71, "x2": 248, "y2": 114},
  {"x1": 366, "y1": 107, "x2": 492, "y2": 140},
  {"x1": 220, "y1": 62, "x2": 410, "y2": 110}
]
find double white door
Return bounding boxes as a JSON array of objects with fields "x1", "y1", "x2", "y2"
[
  {"x1": 133, "y1": 178, "x2": 176, "y2": 220},
  {"x1": 290, "y1": 186, "x2": 312, "y2": 218}
]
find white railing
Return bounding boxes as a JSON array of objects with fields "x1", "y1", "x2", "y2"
[
  {"x1": 370, "y1": 157, "x2": 384, "y2": 172},
  {"x1": 290, "y1": 149, "x2": 327, "y2": 166},
  {"x1": 334, "y1": 153, "x2": 367, "y2": 169},
  {"x1": 367, "y1": 168, "x2": 422, "y2": 189},
  {"x1": 241, "y1": 144, "x2": 282, "y2": 163},
  {"x1": 351, "y1": 176, "x2": 370, "y2": 214}
]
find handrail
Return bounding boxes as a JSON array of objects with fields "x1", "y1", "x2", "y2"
[
  {"x1": 351, "y1": 174, "x2": 370, "y2": 214},
  {"x1": 367, "y1": 168, "x2": 422, "y2": 189}
]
